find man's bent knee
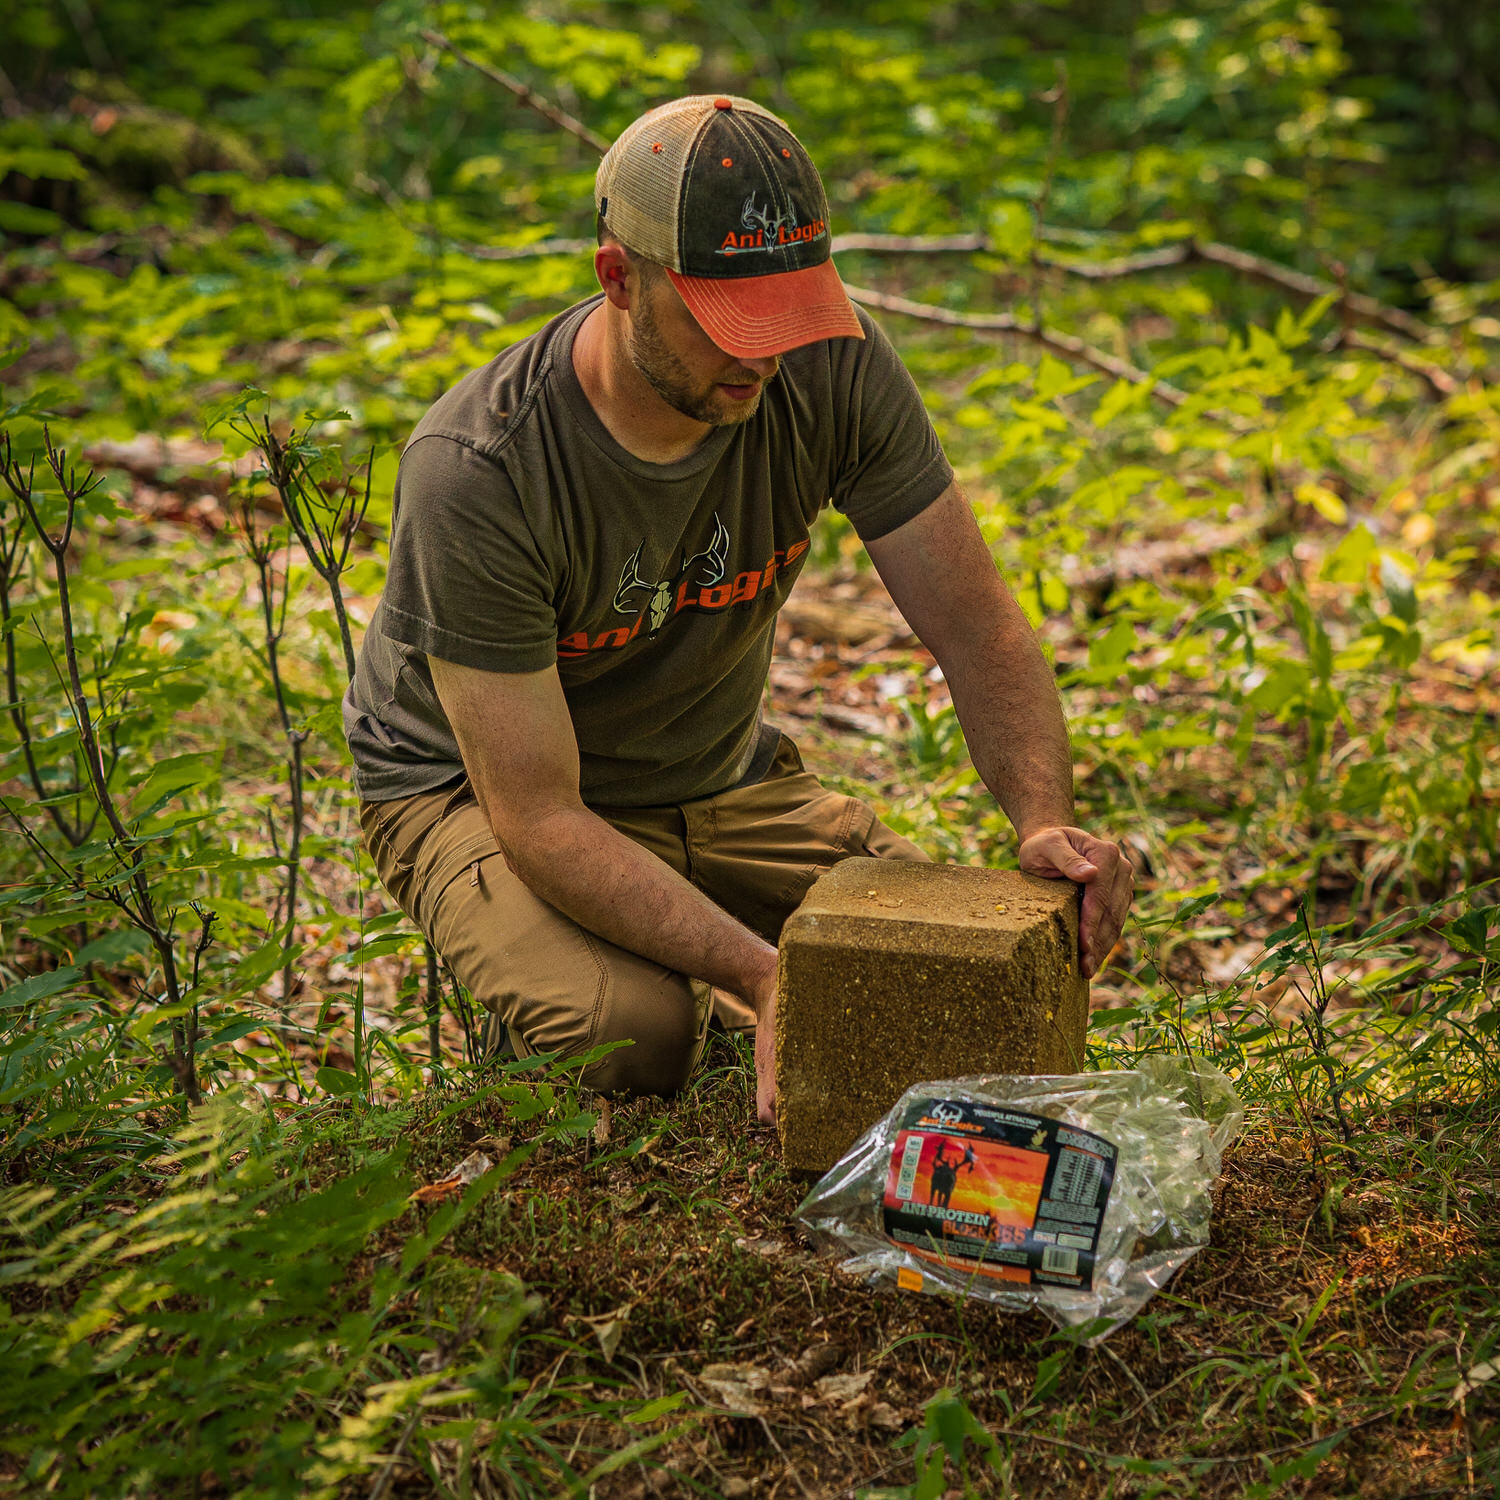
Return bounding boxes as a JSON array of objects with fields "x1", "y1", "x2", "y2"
[{"x1": 503, "y1": 941, "x2": 708, "y2": 1098}]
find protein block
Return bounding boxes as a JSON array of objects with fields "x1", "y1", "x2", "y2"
[{"x1": 776, "y1": 857, "x2": 1088, "y2": 1175}]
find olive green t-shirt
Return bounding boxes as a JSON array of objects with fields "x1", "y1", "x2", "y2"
[{"x1": 344, "y1": 296, "x2": 952, "y2": 807}]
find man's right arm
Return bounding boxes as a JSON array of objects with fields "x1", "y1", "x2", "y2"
[{"x1": 428, "y1": 655, "x2": 781, "y2": 1120}]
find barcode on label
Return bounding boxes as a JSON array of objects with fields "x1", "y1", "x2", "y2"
[
  {"x1": 1041, "y1": 1245, "x2": 1079, "y2": 1276},
  {"x1": 1053, "y1": 1147, "x2": 1103, "y2": 1206}
]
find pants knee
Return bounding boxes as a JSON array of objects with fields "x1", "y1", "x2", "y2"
[
  {"x1": 496, "y1": 944, "x2": 707, "y2": 1099},
  {"x1": 578, "y1": 968, "x2": 708, "y2": 1098}
]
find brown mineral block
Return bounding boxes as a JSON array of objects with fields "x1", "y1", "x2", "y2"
[{"x1": 775, "y1": 857, "x2": 1088, "y2": 1175}]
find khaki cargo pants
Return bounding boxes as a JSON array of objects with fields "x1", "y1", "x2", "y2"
[{"x1": 359, "y1": 733, "x2": 927, "y2": 1095}]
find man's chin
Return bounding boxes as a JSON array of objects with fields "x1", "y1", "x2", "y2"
[{"x1": 706, "y1": 387, "x2": 764, "y2": 425}]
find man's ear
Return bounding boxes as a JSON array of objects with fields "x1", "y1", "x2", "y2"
[{"x1": 595, "y1": 244, "x2": 632, "y2": 310}]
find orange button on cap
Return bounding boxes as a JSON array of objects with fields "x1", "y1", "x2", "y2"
[{"x1": 714, "y1": 98, "x2": 732, "y2": 109}]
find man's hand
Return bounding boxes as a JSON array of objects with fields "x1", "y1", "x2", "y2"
[
  {"x1": 744, "y1": 962, "x2": 780, "y2": 1124},
  {"x1": 1019, "y1": 826, "x2": 1134, "y2": 979}
]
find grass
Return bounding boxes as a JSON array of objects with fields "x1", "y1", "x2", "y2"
[
  {"x1": 4, "y1": 508, "x2": 1498, "y2": 1493},
  {"x1": 2, "y1": 279, "x2": 1498, "y2": 1496},
  {"x1": 260, "y1": 1030, "x2": 1500, "y2": 1497}
]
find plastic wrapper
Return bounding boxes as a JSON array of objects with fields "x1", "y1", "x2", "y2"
[{"x1": 796, "y1": 1056, "x2": 1243, "y2": 1341}]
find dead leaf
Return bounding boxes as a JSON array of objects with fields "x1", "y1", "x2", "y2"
[
  {"x1": 790, "y1": 1342, "x2": 842, "y2": 1385},
  {"x1": 579, "y1": 1303, "x2": 633, "y2": 1361},
  {"x1": 1453, "y1": 1359, "x2": 1497, "y2": 1404},
  {"x1": 410, "y1": 1150, "x2": 493, "y2": 1203},
  {"x1": 815, "y1": 1370, "x2": 873, "y2": 1404},
  {"x1": 593, "y1": 1098, "x2": 613, "y2": 1146},
  {"x1": 699, "y1": 1362, "x2": 772, "y2": 1413},
  {"x1": 733, "y1": 1236, "x2": 784, "y2": 1259},
  {"x1": 869, "y1": 1401, "x2": 904, "y2": 1430}
]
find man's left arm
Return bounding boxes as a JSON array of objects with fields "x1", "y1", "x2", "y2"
[{"x1": 864, "y1": 481, "x2": 1133, "y2": 978}]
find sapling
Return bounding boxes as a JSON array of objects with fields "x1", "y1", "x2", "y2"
[
  {"x1": 232, "y1": 493, "x2": 305, "y2": 1006},
  {"x1": 0, "y1": 427, "x2": 201, "y2": 1104}
]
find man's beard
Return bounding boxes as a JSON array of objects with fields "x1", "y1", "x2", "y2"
[{"x1": 627, "y1": 287, "x2": 775, "y2": 426}]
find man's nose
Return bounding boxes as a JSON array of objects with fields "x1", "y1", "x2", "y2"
[{"x1": 738, "y1": 355, "x2": 779, "y2": 381}]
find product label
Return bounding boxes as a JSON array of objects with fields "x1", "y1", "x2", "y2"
[{"x1": 880, "y1": 1097, "x2": 1116, "y2": 1288}]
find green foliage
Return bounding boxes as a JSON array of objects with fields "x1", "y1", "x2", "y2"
[
  {"x1": 0, "y1": 1095, "x2": 520, "y2": 1497},
  {"x1": 0, "y1": 2, "x2": 1496, "y2": 1492}
]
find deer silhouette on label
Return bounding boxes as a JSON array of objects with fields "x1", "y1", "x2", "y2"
[
  {"x1": 929, "y1": 1140, "x2": 977, "y2": 1210},
  {"x1": 612, "y1": 515, "x2": 731, "y2": 636}
]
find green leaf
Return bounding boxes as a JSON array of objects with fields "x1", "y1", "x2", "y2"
[
  {"x1": 0, "y1": 967, "x2": 83, "y2": 1009},
  {"x1": 1320, "y1": 524, "x2": 1377, "y2": 584},
  {"x1": 0, "y1": 203, "x2": 64, "y2": 234},
  {"x1": 1089, "y1": 616, "x2": 1136, "y2": 671},
  {"x1": 74, "y1": 930, "x2": 152, "y2": 968},
  {"x1": 316, "y1": 1066, "x2": 363, "y2": 1097},
  {"x1": 1092, "y1": 377, "x2": 1151, "y2": 426},
  {"x1": 344, "y1": 933, "x2": 423, "y2": 964},
  {"x1": 227, "y1": 938, "x2": 299, "y2": 994},
  {"x1": 129, "y1": 752, "x2": 218, "y2": 813},
  {"x1": 1442, "y1": 910, "x2": 1496, "y2": 958},
  {"x1": 0, "y1": 147, "x2": 89, "y2": 182},
  {"x1": 626, "y1": 1391, "x2": 689, "y2": 1423},
  {"x1": 1295, "y1": 482, "x2": 1347, "y2": 524}
]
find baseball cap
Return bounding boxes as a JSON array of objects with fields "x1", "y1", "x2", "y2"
[{"x1": 595, "y1": 95, "x2": 864, "y2": 359}]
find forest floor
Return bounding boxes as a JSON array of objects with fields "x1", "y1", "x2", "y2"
[
  {"x1": 299, "y1": 558, "x2": 1495, "y2": 1499},
  {"x1": 7, "y1": 422, "x2": 1498, "y2": 1499}
]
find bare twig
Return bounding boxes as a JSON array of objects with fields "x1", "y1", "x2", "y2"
[
  {"x1": 419, "y1": 28, "x2": 610, "y2": 153},
  {"x1": 8, "y1": 428, "x2": 200, "y2": 1104},
  {"x1": 1192, "y1": 240, "x2": 1438, "y2": 345},
  {"x1": 1334, "y1": 329, "x2": 1460, "y2": 399},
  {"x1": 453, "y1": 235, "x2": 594, "y2": 262},
  {"x1": 426, "y1": 941, "x2": 442, "y2": 1065},
  {"x1": 234, "y1": 497, "x2": 307, "y2": 1004},
  {"x1": 446, "y1": 226, "x2": 1450, "y2": 354},
  {"x1": 840, "y1": 282, "x2": 1188, "y2": 407},
  {"x1": 238, "y1": 419, "x2": 371, "y2": 681},
  {"x1": 0, "y1": 437, "x2": 86, "y2": 845}
]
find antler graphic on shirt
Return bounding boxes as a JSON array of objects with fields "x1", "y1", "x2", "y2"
[{"x1": 612, "y1": 514, "x2": 731, "y2": 636}]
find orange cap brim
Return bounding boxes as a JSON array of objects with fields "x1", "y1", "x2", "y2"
[{"x1": 665, "y1": 258, "x2": 865, "y2": 358}]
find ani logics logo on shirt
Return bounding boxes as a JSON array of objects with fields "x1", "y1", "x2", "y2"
[{"x1": 554, "y1": 514, "x2": 810, "y2": 660}]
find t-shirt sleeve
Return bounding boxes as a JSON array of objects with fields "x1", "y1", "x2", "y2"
[
  {"x1": 828, "y1": 307, "x2": 955, "y2": 541},
  {"x1": 379, "y1": 434, "x2": 558, "y2": 672}
]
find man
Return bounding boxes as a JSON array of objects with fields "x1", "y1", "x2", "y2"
[{"x1": 344, "y1": 95, "x2": 1133, "y2": 1123}]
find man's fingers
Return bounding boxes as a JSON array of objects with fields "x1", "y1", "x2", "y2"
[
  {"x1": 754, "y1": 1007, "x2": 777, "y2": 1124},
  {"x1": 1079, "y1": 850, "x2": 1134, "y2": 977},
  {"x1": 1020, "y1": 828, "x2": 1098, "y2": 880},
  {"x1": 1018, "y1": 826, "x2": 1135, "y2": 978}
]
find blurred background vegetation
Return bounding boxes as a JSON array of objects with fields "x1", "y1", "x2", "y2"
[{"x1": 0, "y1": 5, "x2": 1496, "y2": 1496}]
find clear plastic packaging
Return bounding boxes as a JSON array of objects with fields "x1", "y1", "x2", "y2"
[{"x1": 796, "y1": 1056, "x2": 1242, "y2": 1342}]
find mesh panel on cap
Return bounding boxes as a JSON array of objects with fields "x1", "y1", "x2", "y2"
[{"x1": 596, "y1": 95, "x2": 784, "y2": 271}]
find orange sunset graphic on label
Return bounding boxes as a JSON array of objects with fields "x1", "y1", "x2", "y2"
[{"x1": 884, "y1": 1131, "x2": 1049, "y2": 1232}]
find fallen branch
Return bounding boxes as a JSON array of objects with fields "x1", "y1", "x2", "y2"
[
  {"x1": 1332, "y1": 329, "x2": 1460, "y2": 400},
  {"x1": 458, "y1": 235, "x2": 593, "y2": 261},
  {"x1": 1191, "y1": 240, "x2": 1437, "y2": 345},
  {"x1": 422, "y1": 35, "x2": 1472, "y2": 400},
  {"x1": 419, "y1": 29, "x2": 610, "y2": 153},
  {"x1": 830, "y1": 232, "x2": 1441, "y2": 346},
  {"x1": 841, "y1": 282, "x2": 1188, "y2": 408}
]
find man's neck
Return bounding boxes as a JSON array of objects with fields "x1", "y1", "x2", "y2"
[{"x1": 571, "y1": 303, "x2": 715, "y2": 466}]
